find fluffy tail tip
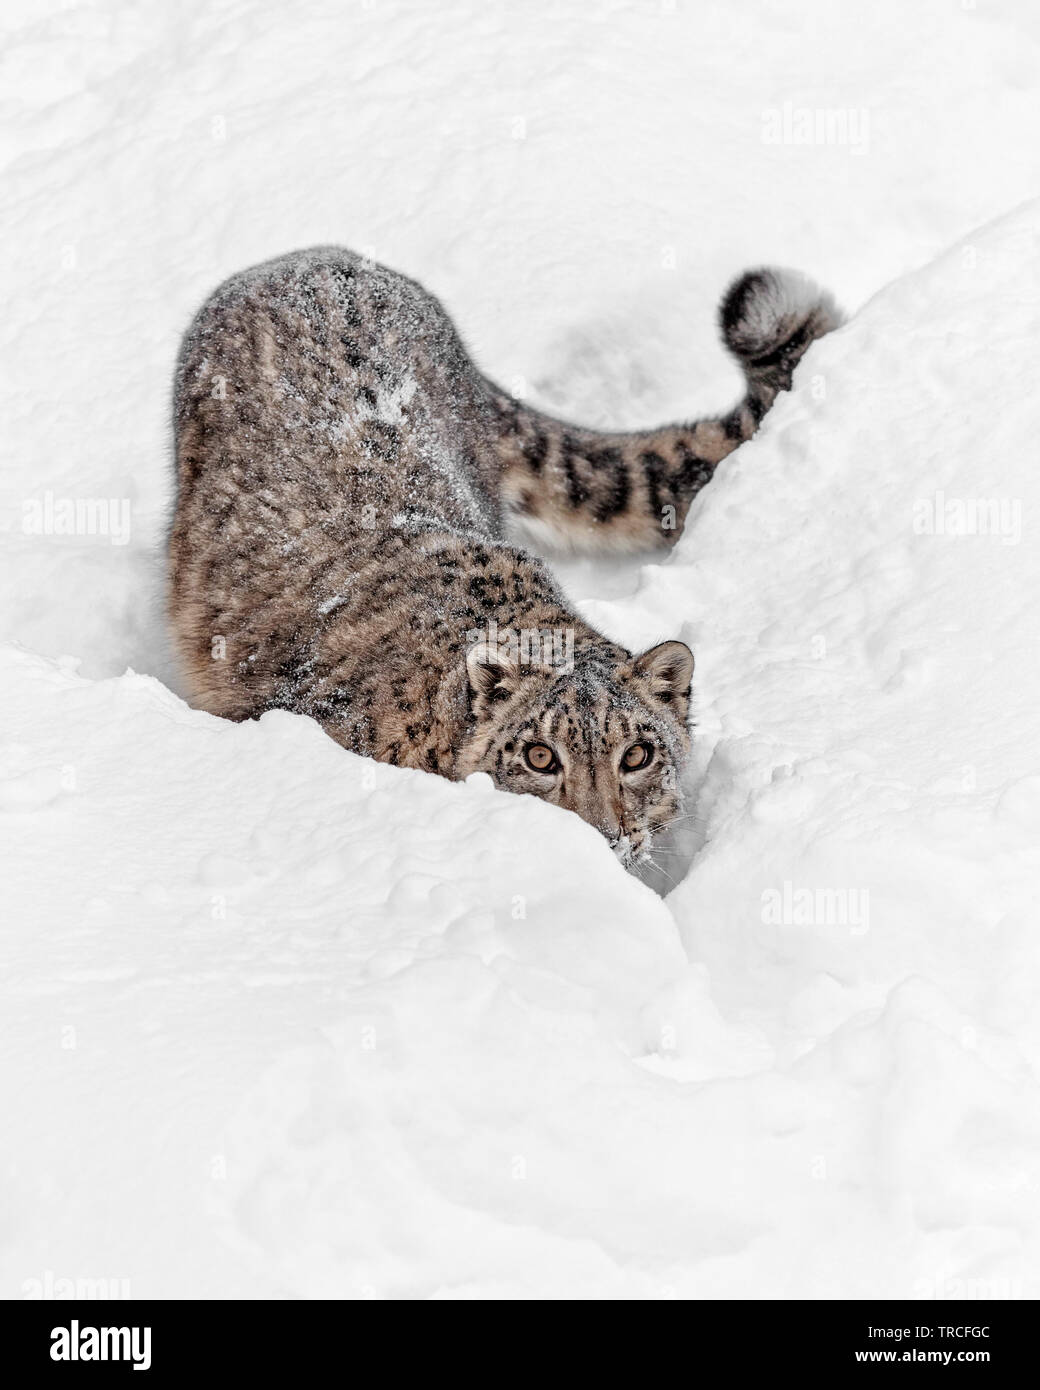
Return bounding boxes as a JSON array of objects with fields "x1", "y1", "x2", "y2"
[{"x1": 719, "y1": 267, "x2": 843, "y2": 364}]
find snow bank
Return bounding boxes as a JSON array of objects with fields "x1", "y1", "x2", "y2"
[
  {"x1": 603, "y1": 199, "x2": 1040, "y2": 1296},
  {"x1": 3, "y1": 200, "x2": 1038, "y2": 1298},
  {"x1": 0, "y1": 644, "x2": 683, "y2": 1297}
]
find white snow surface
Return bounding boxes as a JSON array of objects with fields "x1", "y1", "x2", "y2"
[{"x1": 2, "y1": 0, "x2": 1040, "y2": 1299}]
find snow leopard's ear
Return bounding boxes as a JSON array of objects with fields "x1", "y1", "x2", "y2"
[
  {"x1": 466, "y1": 641, "x2": 522, "y2": 708},
  {"x1": 634, "y1": 640, "x2": 694, "y2": 704}
]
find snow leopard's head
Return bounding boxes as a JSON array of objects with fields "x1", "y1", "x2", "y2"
[{"x1": 458, "y1": 636, "x2": 694, "y2": 872}]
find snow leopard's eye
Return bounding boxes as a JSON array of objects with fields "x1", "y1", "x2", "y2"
[
  {"x1": 621, "y1": 742, "x2": 653, "y2": 771},
  {"x1": 524, "y1": 743, "x2": 558, "y2": 773}
]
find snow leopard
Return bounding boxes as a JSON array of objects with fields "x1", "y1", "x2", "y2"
[{"x1": 169, "y1": 248, "x2": 839, "y2": 872}]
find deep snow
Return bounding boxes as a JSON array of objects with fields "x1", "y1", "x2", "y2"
[{"x1": 2, "y1": 0, "x2": 1040, "y2": 1299}]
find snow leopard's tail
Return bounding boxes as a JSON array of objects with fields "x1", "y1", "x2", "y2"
[
  {"x1": 719, "y1": 267, "x2": 843, "y2": 428},
  {"x1": 494, "y1": 266, "x2": 843, "y2": 554}
]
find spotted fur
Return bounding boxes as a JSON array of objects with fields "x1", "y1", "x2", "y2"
[{"x1": 169, "y1": 248, "x2": 838, "y2": 869}]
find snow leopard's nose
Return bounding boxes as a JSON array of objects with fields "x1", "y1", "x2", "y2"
[
  {"x1": 592, "y1": 807, "x2": 623, "y2": 842},
  {"x1": 562, "y1": 767, "x2": 620, "y2": 840}
]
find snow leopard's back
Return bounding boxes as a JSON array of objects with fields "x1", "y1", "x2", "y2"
[{"x1": 172, "y1": 246, "x2": 502, "y2": 546}]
